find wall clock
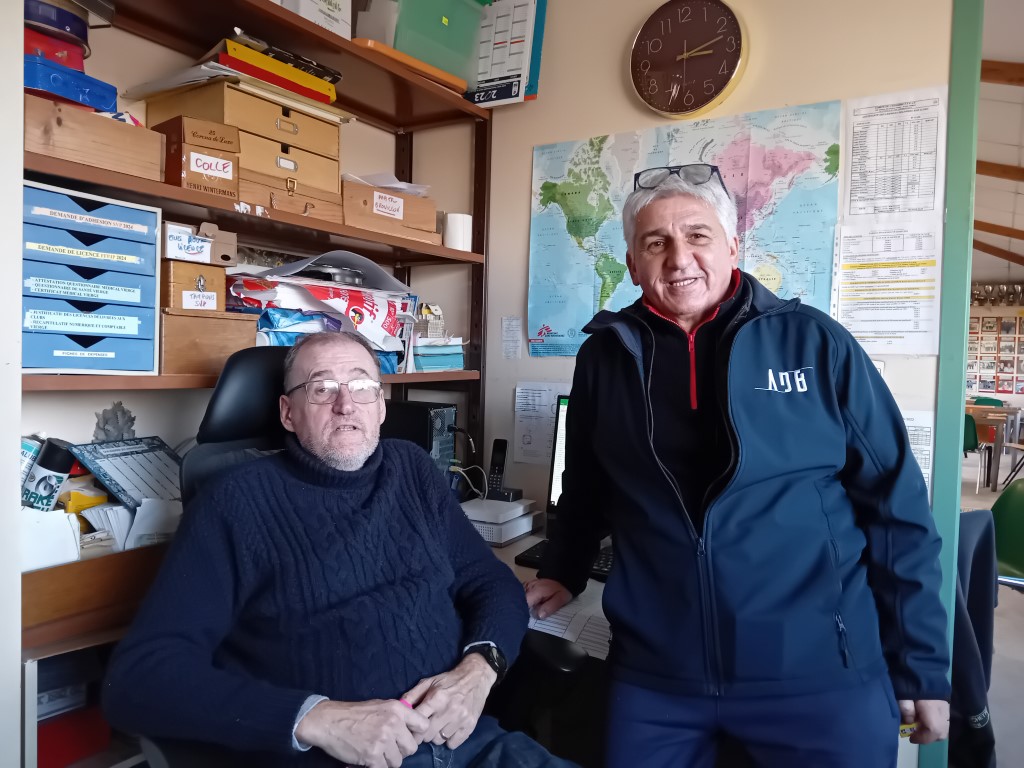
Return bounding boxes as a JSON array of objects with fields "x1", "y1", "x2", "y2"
[{"x1": 630, "y1": 0, "x2": 747, "y2": 117}]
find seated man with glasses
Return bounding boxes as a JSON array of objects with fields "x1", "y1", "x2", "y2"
[
  {"x1": 103, "y1": 331, "x2": 570, "y2": 768},
  {"x1": 525, "y1": 164, "x2": 950, "y2": 767}
]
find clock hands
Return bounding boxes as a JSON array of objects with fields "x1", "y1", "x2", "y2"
[{"x1": 676, "y1": 35, "x2": 724, "y2": 61}]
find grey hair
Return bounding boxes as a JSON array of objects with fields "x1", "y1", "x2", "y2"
[
  {"x1": 622, "y1": 174, "x2": 739, "y2": 248},
  {"x1": 283, "y1": 331, "x2": 382, "y2": 391}
]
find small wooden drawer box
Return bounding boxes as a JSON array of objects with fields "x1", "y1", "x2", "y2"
[
  {"x1": 160, "y1": 309, "x2": 257, "y2": 375},
  {"x1": 161, "y1": 261, "x2": 226, "y2": 312}
]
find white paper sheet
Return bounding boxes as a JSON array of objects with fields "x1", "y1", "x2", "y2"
[
  {"x1": 837, "y1": 217, "x2": 942, "y2": 355},
  {"x1": 844, "y1": 88, "x2": 947, "y2": 219},
  {"x1": 513, "y1": 382, "x2": 568, "y2": 465},
  {"x1": 902, "y1": 410, "x2": 935, "y2": 497},
  {"x1": 502, "y1": 316, "x2": 522, "y2": 360},
  {"x1": 528, "y1": 585, "x2": 610, "y2": 660},
  {"x1": 467, "y1": 0, "x2": 538, "y2": 107}
]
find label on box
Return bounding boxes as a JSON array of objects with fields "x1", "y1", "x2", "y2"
[
  {"x1": 165, "y1": 229, "x2": 213, "y2": 263},
  {"x1": 373, "y1": 191, "x2": 404, "y2": 220},
  {"x1": 24, "y1": 309, "x2": 141, "y2": 335},
  {"x1": 54, "y1": 350, "x2": 116, "y2": 358},
  {"x1": 25, "y1": 242, "x2": 142, "y2": 265},
  {"x1": 24, "y1": 277, "x2": 141, "y2": 303},
  {"x1": 29, "y1": 206, "x2": 150, "y2": 235},
  {"x1": 190, "y1": 151, "x2": 235, "y2": 180},
  {"x1": 182, "y1": 291, "x2": 218, "y2": 310}
]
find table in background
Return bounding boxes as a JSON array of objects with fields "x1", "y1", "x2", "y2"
[{"x1": 965, "y1": 404, "x2": 1021, "y2": 491}]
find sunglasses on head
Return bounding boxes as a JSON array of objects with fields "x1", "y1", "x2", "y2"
[{"x1": 633, "y1": 164, "x2": 726, "y2": 192}]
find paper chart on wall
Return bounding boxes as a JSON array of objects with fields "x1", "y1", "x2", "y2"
[
  {"x1": 837, "y1": 216, "x2": 942, "y2": 355},
  {"x1": 843, "y1": 87, "x2": 947, "y2": 220},
  {"x1": 902, "y1": 410, "x2": 935, "y2": 498},
  {"x1": 513, "y1": 381, "x2": 569, "y2": 465}
]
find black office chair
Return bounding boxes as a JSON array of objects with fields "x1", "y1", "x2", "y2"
[{"x1": 140, "y1": 345, "x2": 588, "y2": 766}]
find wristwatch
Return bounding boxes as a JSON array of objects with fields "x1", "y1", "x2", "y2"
[{"x1": 463, "y1": 644, "x2": 507, "y2": 684}]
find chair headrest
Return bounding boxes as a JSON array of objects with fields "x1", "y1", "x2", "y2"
[{"x1": 197, "y1": 346, "x2": 290, "y2": 445}]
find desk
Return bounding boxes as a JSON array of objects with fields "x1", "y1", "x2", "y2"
[{"x1": 965, "y1": 404, "x2": 1021, "y2": 490}]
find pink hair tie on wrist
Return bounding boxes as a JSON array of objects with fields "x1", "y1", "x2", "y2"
[{"x1": 400, "y1": 698, "x2": 413, "y2": 709}]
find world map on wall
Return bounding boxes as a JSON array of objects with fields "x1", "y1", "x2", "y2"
[{"x1": 527, "y1": 101, "x2": 841, "y2": 357}]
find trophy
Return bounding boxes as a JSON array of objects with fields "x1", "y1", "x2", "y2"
[
  {"x1": 984, "y1": 284, "x2": 996, "y2": 305},
  {"x1": 998, "y1": 284, "x2": 1009, "y2": 305}
]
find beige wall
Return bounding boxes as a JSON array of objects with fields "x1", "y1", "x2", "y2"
[{"x1": 485, "y1": 0, "x2": 955, "y2": 504}]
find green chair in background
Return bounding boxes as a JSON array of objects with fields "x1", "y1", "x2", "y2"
[
  {"x1": 973, "y1": 396, "x2": 1005, "y2": 406},
  {"x1": 989, "y1": 479, "x2": 1024, "y2": 591},
  {"x1": 964, "y1": 414, "x2": 990, "y2": 494}
]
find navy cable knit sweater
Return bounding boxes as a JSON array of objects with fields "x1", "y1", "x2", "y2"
[{"x1": 102, "y1": 437, "x2": 528, "y2": 756}]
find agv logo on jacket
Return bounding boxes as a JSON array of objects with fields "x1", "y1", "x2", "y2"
[{"x1": 755, "y1": 367, "x2": 814, "y2": 394}]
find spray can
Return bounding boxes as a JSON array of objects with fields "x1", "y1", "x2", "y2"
[
  {"x1": 21, "y1": 438, "x2": 75, "y2": 511},
  {"x1": 19, "y1": 432, "x2": 46, "y2": 485}
]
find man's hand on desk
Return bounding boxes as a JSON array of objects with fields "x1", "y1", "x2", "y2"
[
  {"x1": 524, "y1": 578, "x2": 572, "y2": 619},
  {"x1": 295, "y1": 699, "x2": 428, "y2": 768},
  {"x1": 401, "y1": 653, "x2": 496, "y2": 749}
]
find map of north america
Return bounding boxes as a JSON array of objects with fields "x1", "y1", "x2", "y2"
[{"x1": 528, "y1": 101, "x2": 841, "y2": 357}]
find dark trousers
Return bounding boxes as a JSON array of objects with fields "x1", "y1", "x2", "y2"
[
  {"x1": 403, "y1": 716, "x2": 578, "y2": 768},
  {"x1": 606, "y1": 677, "x2": 899, "y2": 768}
]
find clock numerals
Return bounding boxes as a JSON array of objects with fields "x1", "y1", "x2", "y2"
[
  {"x1": 704, "y1": 78, "x2": 715, "y2": 95},
  {"x1": 726, "y1": 35, "x2": 737, "y2": 52},
  {"x1": 719, "y1": 60, "x2": 729, "y2": 75},
  {"x1": 645, "y1": 37, "x2": 663, "y2": 54},
  {"x1": 661, "y1": 18, "x2": 672, "y2": 35},
  {"x1": 678, "y1": 6, "x2": 691, "y2": 22},
  {"x1": 717, "y1": 16, "x2": 729, "y2": 33}
]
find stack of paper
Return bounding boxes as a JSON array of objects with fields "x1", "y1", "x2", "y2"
[
  {"x1": 411, "y1": 336, "x2": 465, "y2": 372},
  {"x1": 82, "y1": 500, "x2": 183, "y2": 551},
  {"x1": 82, "y1": 503, "x2": 134, "y2": 551}
]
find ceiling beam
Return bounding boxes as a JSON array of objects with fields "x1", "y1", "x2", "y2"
[
  {"x1": 982, "y1": 59, "x2": 1024, "y2": 86},
  {"x1": 974, "y1": 238, "x2": 1024, "y2": 268},
  {"x1": 977, "y1": 160, "x2": 1024, "y2": 182},
  {"x1": 975, "y1": 220, "x2": 1024, "y2": 240}
]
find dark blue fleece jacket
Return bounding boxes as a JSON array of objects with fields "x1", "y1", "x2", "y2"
[{"x1": 540, "y1": 271, "x2": 950, "y2": 702}]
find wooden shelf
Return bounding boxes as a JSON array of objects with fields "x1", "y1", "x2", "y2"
[
  {"x1": 25, "y1": 153, "x2": 485, "y2": 267},
  {"x1": 110, "y1": 0, "x2": 489, "y2": 132},
  {"x1": 24, "y1": 370, "x2": 480, "y2": 392}
]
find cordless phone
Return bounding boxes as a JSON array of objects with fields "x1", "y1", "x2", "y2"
[{"x1": 485, "y1": 439, "x2": 508, "y2": 499}]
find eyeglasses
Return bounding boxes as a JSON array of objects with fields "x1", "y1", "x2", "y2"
[
  {"x1": 633, "y1": 164, "x2": 726, "y2": 192},
  {"x1": 285, "y1": 378, "x2": 383, "y2": 405}
]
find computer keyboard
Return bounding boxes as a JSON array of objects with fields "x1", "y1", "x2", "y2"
[{"x1": 514, "y1": 539, "x2": 614, "y2": 583}]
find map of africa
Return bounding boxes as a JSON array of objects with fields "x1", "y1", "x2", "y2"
[{"x1": 527, "y1": 101, "x2": 841, "y2": 357}]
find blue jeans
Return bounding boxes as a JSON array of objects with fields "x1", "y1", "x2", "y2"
[
  {"x1": 403, "y1": 716, "x2": 577, "y2": 768},
  {"x1": 606, "y1": 676, "x2": 900, "y2": 768}
]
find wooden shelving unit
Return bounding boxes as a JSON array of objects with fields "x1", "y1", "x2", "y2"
[
  {"x1": 22, "y1": 370, "x2": 480, "y2": 392},
  {"x1": 24, "y1": 154, "x2": 484, "y2": 267}
]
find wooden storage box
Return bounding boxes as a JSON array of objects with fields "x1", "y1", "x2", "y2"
[
  {"x1": 160, "y1": 309, "x2": 257, "y2": 375},
  {"x1": 151, "y1": 116, "x2": 241, "y2": 200},
  {"x1": 239, "y1": 131, "x2": 340, "y2": 194},
  {"x1": 161, "y1": 260, "x2": 226, "y2": 312},
  {"x1": 25, "y1": 94, "x2": 165, "y2": 181},
  {"x1": 146, "y1": 81, "x2": 340, "y2": 159},
  {"x1": 239, "y1": 169, "x2": 344, "y2": 225},
  {"x1": 342, "y1": 182, "x2": 441, "y2": 245}
]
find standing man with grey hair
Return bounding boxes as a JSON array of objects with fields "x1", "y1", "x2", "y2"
[
  {"x1": 104, "y1": 331, "x2": 573, "y2": 768},
  {"x1": 525, "y1": 165, "x2": 951, "y2": 767}
]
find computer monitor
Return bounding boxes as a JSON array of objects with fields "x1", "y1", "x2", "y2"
[{"x1": 545, "y1": 394, "x2": 570, "y2": 522}]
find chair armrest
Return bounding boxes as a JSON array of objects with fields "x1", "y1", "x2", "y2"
[{"x1": 521, "y1": 628, "x2": 589, "y2": 675}]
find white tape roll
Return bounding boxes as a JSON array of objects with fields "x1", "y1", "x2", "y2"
[{"x1": 443, "y1": 213, "x2": 473, "y2": 251}]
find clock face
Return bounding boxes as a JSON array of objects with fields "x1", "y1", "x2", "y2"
[{"x1": 630, "y1": 0, "x2": 744, "y2": 116}]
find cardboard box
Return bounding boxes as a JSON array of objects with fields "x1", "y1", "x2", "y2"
[
  {"x1": 24, "y1": 94, "x2": 165, "y2": 182},
  {"x1": 161, "y1": 260, "x2": 225, "y2": 312},
  {"x1": 239, "y1": 168, "x2": 344, "y2": 225},
  {"x1": 283, "y1": 0, "x2": 352, "y2": 39},
  {"x1": 342, "y1": 182, "x2": 441, "y2": 244},
  {"x1": 150, "y1": 116, "x2": 240, "y2": 153},
  {"x1": 164, "y1": 222, "x2": 213, "y2": 264},
  {"x1": 146, "y1": 81, "x2": 340, "y2": 159},
  {"x1": 239, "y1": 131, "x2": 340, "y2": 194},
  {"x1": 197, "y1": 223, "x2": 239, "y2": 266},
  {"x1": 153, "y1": 117, "x2": 241, "y2": 200},
  {"x1": 160, "y1": 309, "x2": 257, "y2": 375}
]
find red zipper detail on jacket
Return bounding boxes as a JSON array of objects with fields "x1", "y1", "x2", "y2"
[{"x1": 642, "y1": 269, "x2": 742, "y2": 411}]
